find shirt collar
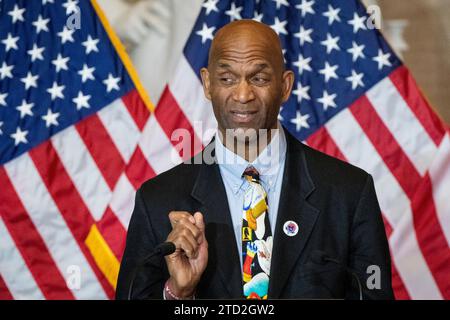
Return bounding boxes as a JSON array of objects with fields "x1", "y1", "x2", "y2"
[{"x1": 215, "y1": 124, "x2": 287, "y2": 194}]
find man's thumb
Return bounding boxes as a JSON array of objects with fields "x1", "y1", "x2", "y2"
[{"x1": 194, "y1": 212, "x2": 205, "y2": 232}]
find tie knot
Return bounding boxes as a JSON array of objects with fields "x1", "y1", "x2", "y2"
[{"x1": 243, "y1": 166, "x2": 260, "y2": 182}]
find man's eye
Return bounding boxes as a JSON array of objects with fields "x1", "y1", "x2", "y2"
[
  {"x1": 220, "y1": 77, "x2": 234, "y2": 84},
  {"x1": 252, "y1": 77, "x2": 269, "y2": 84}
]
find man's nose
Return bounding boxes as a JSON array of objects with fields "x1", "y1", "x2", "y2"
[{"x1": 232, "y1": 80, "x2": 255, "y2": 104}]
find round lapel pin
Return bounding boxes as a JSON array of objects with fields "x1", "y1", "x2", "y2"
[{"x1": 283, "y1": 221, "x2": 299, "y2": 237}]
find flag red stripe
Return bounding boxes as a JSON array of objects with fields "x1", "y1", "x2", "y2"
[
  {"x1": 0, "y1": 275, "x2": 14, "y2": 300},
  {"x1": 389, "y1": 66, "x2": 446, "y2": 146},
  {"x1": 29, "y1": 142, "x2": 115, "y2": 299},
  {"x1": 125, "y1": 146, "x2": 157, "y2": 189},
  {"x1": 156, "y1": 87, "x2": 204, "y2": 160},
  {"x1": 306, "y1": 126, "x2": 347, "y2": 162},
  {"x1": 390, "y1": 257, "x2": 412, "y2": 300},
  {"x1": 0, "y1": 167, "x2": 74, "y2": 300},
  {"x1": 97, "y1": 207, "x2": 127, "y2": 261},
  {"x1": 351, "y1": 96, "x2": 450, "y2": 298},
  {"x1": 350, "y1": 96, "x2": 422, "y2": 198},
  {"x1": 121, "y1": 89, "x2": 151, "y2": 132},
  {"x1": 410, "y1": 175, "x2": 450, "y2": 299},
  {"x1": 382, "y1": 216, "x2": 411, "y2": 300},
  {"x1": 75, "y1": 114, "x2": 125, "y2": 190}
]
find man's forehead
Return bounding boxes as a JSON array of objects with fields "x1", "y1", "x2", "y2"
[
  {"x1": 216, "y1": 59, "x2": 271, "y2": 70},
  {"x1": 212, "y1": 44, "x2": 279, "y2": 65},
  {"x1": 213, "y1": 33, "x2": 276, "y2": 55}
]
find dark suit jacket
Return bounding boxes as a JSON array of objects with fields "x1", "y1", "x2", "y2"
[{"x1": 116, "y1": 129, "x2": 394, "y2": 300}]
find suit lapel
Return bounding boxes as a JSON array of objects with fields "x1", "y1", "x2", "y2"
[
  {"x1": 191, "y1": 146, "x2": 243, "y2": 298},
  {"x1": 268, "y1": 131, "x2": 320, "y2": 298}
]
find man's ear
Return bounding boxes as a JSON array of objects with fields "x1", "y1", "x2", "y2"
[
  {"x1": 281, "y1": 70, "x2": 295, "y2": 103},
  {"x1": 200, "y1": 67, "x2": 212, "y2": 101}
]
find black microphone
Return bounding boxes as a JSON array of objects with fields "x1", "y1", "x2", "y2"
[
  {"x1": 310, "y1": 250, "x2": 363, "y2": 300},
  {"x1": 127, "y1": 242, "x2": 176, "y2": 300}
]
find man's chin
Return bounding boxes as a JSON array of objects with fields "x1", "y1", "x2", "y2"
[{"x1": 224, "y1": 127, "x2": 262, "y2": 144}]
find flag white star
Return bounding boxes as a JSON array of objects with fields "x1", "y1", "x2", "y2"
[
  {"x1": 272, "y1": 0, "x2": 289, "y2": 9},
  {"x1": 196, "y1": 23, "x2": 215, "y2": 44},
  {"x1": 32, "y1": 15, "x2": 50, "y2": 33},
  {"x1": 346, "y1": 70, "x2": 364, "y2": 89},
  {"x1": 348, "y1": 13, "x2": 367, "y2": 33},
  {"x1": 16, "y1": 100, "x2": 34, "y2": 118},
  {"x1": 293, "y1": 82, "x2": 311, "y2": 103},
  {"x1": 294, "y1": 26, "x2": 313, "y2": 46},
  {"x1": 1, "y1": 33, "x2": 19, "y2": 52},
  {"x1": 27, "y1": 44, "x2": 45, "y2": 62},
  {"x1": 63, "y1": 0, "x2": 79, "y2": 15},
  {"x1": 225, "y1": 3, "x2": 242, "y2": 21},
  {"x1": 57, "y1": 26, "x2": 75, "y2": 44},
  {"x1": 347, "y1": 41, "x2": 365, "y2": 62},
  {"x1": 103, "y1": 74, "x2": 120, "y2": 92},
  {"x1": 317, "y1": 90, "x2": 337, "y2": 111},
  {"x1": 8, "y1": 4, "x2": 25, "y2": 24},
  {"x1": 0, "y1": 122, "x2": 3, "y2": 135},
  {"x1": 21, "y1": 72, "x2": 39, "y2": 90},
  {"x1": 43, "y1": 0, "x2": 55, "y2": 4},
  {"x1": 78, "y1": 64, "x2": 95, "y2": 82},
  {"x1": 373, "y1": 49, "x2": 392, "y2": 70},
  {"x1": 319, "y1": 62, "x2": 338, "y2": 83},
  {"x1": 42, "y1": 109, "x2": 60, "y2": 127},
  {"x1": 52, "y1": 54, "x2": 70, "y2": 72},
  {"x1": 321, "y1": 33, "x2": 340, "y2": 54},
  {"x1": 296, "y1": 0, "x2": 315, "y2": 17},
  {"x1": 73, "y1": 91, "x2": 91, "y2": 110},
  {"x1": 47, "y1": 82, "x2": 65, "y2": 100},
  {"x1": 202, "y1": 0, "x2": 219, "y2": 15},
  {"x1": 0, "y1": 62, "x2": 14, "y2": 80},
  {"x1": 271, "y1": 17, "x2": 288, "y2": 36},
  {"x1": 253, "y1": 12, "x2": 264, "y2": 22},
  {"x1": 11, "y1": 127, "x2": 28, "y2": 146},
  {"x1": 0, "y1": 92, "x2": 7, "y2": 106},
  {"x1": 82, "y1": 35, "x2": 99, "y2": 54},
  {"x1": 293, "y1": 54, "x2": 312, "y2": 74},
  {"x1": 290, "y1": 111, "x2": 310, "y2": 131},
  {"x1": 323, "y1": 5, "x2": 341, "y2": 25}
]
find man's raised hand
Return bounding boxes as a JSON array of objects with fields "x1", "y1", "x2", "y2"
[{"x1": 165, "y1": 211, "x2": 208, "y2": 298}]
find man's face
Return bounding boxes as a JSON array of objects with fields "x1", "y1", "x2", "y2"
[{"x1": 201, "y1": 26, "x2": 294, "y2": 138}]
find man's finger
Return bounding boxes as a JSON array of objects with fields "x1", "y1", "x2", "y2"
[
  {"x1": 172, "y1": 234, "x2": 198, "y2": 259},
  {"x1": 176, "y1": 218, "x2": 202, "y2": 242},
  {"x1": 168, "y1": 211, "x2": 192, "y2": 227}
]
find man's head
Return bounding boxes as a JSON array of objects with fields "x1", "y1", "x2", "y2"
[{"x1": 200, "y1": 20, "x2": 294, "y2": 140}]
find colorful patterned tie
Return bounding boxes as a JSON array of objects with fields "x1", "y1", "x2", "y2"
[{"x1": 241, "y1": 166, "x2": 272, "y2": 299}]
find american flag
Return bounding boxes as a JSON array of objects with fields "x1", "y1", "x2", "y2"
[
  {"x1": 0, "y1": 0, "x2": 449, "y2": 300},
  {"x1": 0, "y1": 0, "x2": 153, "y2": 299}
]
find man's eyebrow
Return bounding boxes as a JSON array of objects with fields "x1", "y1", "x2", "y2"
[
  {"x1": 249, "y1": 64, "x2": 272, "y2": 73},
  {"x1": 254, "y1": 63, "x2": 270, "y2": 71},
  {"x1": 217, "y1": 63, "x2": 231, "y2": 69}
]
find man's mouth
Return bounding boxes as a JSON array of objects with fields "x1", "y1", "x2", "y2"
[{"x1": 230, "y1": 110, "x2": 258, "y2": 123}]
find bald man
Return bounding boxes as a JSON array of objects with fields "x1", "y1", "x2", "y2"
[{"x1": 116, "y1": 21, "x2": 394, "y2": 300}]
